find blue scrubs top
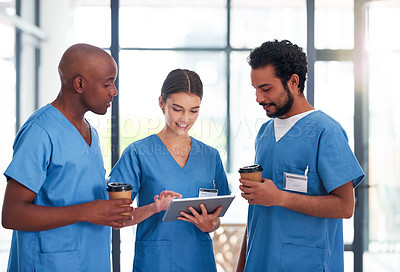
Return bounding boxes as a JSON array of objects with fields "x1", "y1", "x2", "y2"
[
  {"x1": 109, "y1": 134, "x2": 231, "y2": 272},
  {"x1": 244, "y1": 111, "x2": 365, "y2": 272},
  {"x1": 4, "y1": 104, "x2": 111, "y2": 272}
]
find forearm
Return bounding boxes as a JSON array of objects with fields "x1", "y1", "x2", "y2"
[
  {"x1": 2, "y1": 178, "x2": 133, "y2": 231},
  {"x1": 279, "y1": 185, "x2": 354, "y2": 219},
  {"x1": 124, "y1": 191, "x2": 182, "y2": 227},
  {"x1": 241, "y1": 179, "x2": 355, "y2": 219},
  {"x1": 127, "y1": 203, "x2": 156, "y2": 226},
  {"x1": 2, "y1": 202, "x2": 87, "y2": 231}
]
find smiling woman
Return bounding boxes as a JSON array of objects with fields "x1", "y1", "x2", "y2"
[
  {"x1": 108, "y1": 68, "x2": 231, "y2": 271},
  {"x1": 157, "y1": 69, "x2": 203, "y2": 166},
  {"x1": 159, "y1": 92, "x2": 200, "y2": 164}
]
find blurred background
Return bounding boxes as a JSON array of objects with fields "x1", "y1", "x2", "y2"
[{"x1": 0, "y1": 0, "x2": 399, "y2": 271}]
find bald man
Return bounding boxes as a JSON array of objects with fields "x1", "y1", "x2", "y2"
[{"x1": 2, "y1": 44, "x2": 132, "y2": 272}]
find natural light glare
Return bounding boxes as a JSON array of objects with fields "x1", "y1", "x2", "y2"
[
  {"x1": 365, "y1": 2, "x2": 400, "y2": 270},
  {"x1": 118, "y1": 50, "x2": 228, "y2": 162},
  {"x1": 0, "y1": 17, "x2": 16, "y2": 271},
  {"x1": 231, "y1": 4, "x2": 307, "y2": 49},
  {"x1": 366, "y1": 2, "x2": 400, "y2": 51},
  {"x1": 73, "y1": 6, "x2": 111, "y2": 47},
  {"x1": 120, "y1": 6, "x2": 226, "y2": 48},
  {"x1": 314, "y1": 61, "x2": 355, "y2": 149},
  {"x1": 315, "y1": 0, "x2": 354, "y2": 49}
]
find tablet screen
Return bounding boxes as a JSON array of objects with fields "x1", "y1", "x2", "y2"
[{"x1": 162, "y1": 195, "x2": 235, "y2": 222}]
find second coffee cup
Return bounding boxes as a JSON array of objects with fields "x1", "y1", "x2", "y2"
[
  {"x1": 107, "y1": 182, "x2": 133, "y2": 215},
  {"x1": 238, "y1": 164, "x2": 263, "y2": 182}
]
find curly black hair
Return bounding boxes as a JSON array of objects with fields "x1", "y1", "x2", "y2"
[{"x1": 247, "y1": 39, "x2": 308, "y2": 93}]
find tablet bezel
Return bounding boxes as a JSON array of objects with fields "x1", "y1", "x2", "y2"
[{"x1": 162, "y1": 195, "x2": 235, "y2": 222}]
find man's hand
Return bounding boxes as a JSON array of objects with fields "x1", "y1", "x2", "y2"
[
  {"x1": 239, "y1": 178, "x2": 283, "y2": 206},
  {"x1": 2, "y1": 178, "x2": 134, "y2": 231},
  {"x1": 239, "y1": 177, "x2": 355, "y2": 219},
  {"x1": 79, "y1": 198, "x2": 133, "y2": 229}
]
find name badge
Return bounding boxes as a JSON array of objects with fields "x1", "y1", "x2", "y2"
[
  {"x1": 199, "y1": 188, "x2": 218, "y2": 198},
  {"x1": 283, "y1": 172, "x2": 308, "y2": 193}
]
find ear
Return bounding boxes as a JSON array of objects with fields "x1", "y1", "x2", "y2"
[
  {"x1": 158, "y1": 95, "x2": 165, "y2": 113},
  {"x1": 288, "y1": 74, "x2": 300, "y2": 93},
  {"x1": 72, "y1": 76, "x2": 84, "y2": 94}
]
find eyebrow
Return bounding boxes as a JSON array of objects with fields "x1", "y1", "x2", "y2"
[
  {"x1": 253, "y1": 83, "x2": 272, "y2": 89},
  {"x1": 172, "y1": 103, "x2": 200, "y2": 110},
  {"x1": 103, "y1": 77, "x2": 116, "y2": 83}
]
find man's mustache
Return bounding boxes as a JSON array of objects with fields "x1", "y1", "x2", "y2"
[{"x1": 259, "y1": 102, "x2": 275, "y2": 107}]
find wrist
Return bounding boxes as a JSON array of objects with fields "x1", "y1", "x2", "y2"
[
  {"x1": 207, "y1": 218, "x2": 220, "y2": 233},
  {"x1": 76, "y1": 202, "x2": 89, "y2": 223},
  {"x1": 151, "y1": 202, "x2": 157, "y2": 213},
  {"x1": 278, "y1": 190, "x2": 289, "y2": 208}
]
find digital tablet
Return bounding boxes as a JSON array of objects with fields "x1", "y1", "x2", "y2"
[{"x1": 162, "y1": 195, "x2": 235, "y2": 222}]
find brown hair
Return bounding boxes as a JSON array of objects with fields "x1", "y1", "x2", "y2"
[{"x1": 160, "y1": 69, "x2": 203, "y2": 101}]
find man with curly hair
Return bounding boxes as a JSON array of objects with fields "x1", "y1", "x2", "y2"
[{"x1": 236, "y1": 40, "x2": 365, "y2": 271}]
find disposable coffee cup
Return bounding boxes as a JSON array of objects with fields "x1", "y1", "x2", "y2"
[
  {"x1": 107, "y1": 182, "x2": 133, "y2": 215},
  {"x1": 238, "y1": 164, "x2": 263, "y2": 182}
]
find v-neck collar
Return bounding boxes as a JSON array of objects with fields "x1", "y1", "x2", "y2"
[
  {"x1": 154, "y1": 134, "x2": 193, "y2": 169},
  {"x1": 273, "y1": 110, "x2": 318, "y2": 143},
  {"x1": 49, "y1": 104, "x2": 93, "y2": 147}
]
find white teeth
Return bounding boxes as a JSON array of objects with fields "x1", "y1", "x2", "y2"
[{"x1": 177, "y1": 123, "x2": 188, "y2": 128}]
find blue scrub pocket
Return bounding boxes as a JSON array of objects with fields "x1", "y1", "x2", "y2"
[
  {"x1": 37, "y1": 250, "x2": 80, "y2": 272},
  {"x1": 134, "y1": 240, "x2": 171, "y2": 272},
  {"x1": 280, "y1": 165, "x2": 325, "y2": 196},
  {"x1": 279, "y1": 243, "x2": 326, "y2": 271}
]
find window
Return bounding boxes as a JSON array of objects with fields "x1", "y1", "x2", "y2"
[
  {"x1": 118, "y1": 51, "x2": 228, "y2": 163},
  {"x1": 0, "y1": 14, "x2": 16, "y2": 270},
  {"x1": 315, "y1": 0, "x2": 354, "y2": 50},
  {"x1": 72, "y1": 1, "x2": 365, "y2": 271},
  {"x1": 314, "y1": 2, "x2": 356, "y2": 269},
  {"x1": 120, "y1": 1, "x2": 226, "y2": 48},
  {"x1": 365, "y1": 2, "x2": 400, "y2": 270},
  {"x1": 0, "y1": 0, "x2": 17, "y2": 267},
  {"x1": 72, "y1": 2, "x2": 113, "y2": 173},
  {"x1": 231, "y1": 0, "x2": 306, "y2": 49},
  {"x1": 117, "y1": 1, "x2": 306, "y2": 269},
  {"x1": 6, "y1": 1, "x2": 396, "y2": 271}
]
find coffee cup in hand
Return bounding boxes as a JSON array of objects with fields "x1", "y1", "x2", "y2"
[
  {"x1": 238, "y1": 164, "x2": 263, "y2": 182},
  {"x1": 107, "y1": 182, "x2": 133, "y2": 215}
]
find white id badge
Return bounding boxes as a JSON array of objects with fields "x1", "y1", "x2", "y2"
[
  {"x1": 199, "y1": 188, "x2": 218, "y2": 198},
  {"x1": 283, "y1": 172, "x2": 308, "y2": 193}
]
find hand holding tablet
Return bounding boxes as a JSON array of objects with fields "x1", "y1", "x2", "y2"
[{"x1": 162, "y1": 195, "x2": 235, "y2": 222}]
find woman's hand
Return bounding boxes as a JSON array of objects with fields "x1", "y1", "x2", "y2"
[
  {"x1": 153, "y1": 190, "x2": 182, "y2": 213},
  {"x1": 178, "y1": 204, "x2": 222, "y2": 232}
]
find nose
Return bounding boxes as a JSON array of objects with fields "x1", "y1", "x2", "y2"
[
  {"x1": 180, "y1": 111, "x2": 190, "y2": 122},
  {"x1": 255, "y1": 88, "x2": 263, "y2": 104},
  {"x1": 111, "y1": 83, "x2": 118, "y2": 97}
]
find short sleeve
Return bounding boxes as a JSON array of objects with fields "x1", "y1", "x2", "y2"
[
  {"x1": 317, "y1": 126, "x2": 365, "y2": 193},
  {"x1": 109, "y1": 144, "x2": 141, "y2": 198},
  {"x1": 4, "y1": 124, "x2": 52, "y2": 193}
]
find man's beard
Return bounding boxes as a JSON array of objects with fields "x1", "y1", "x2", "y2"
[{"x1": 261, "y1": 85, "x2": 294, "y2": 118}]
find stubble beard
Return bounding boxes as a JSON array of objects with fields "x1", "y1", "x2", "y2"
[{"x1": 266, "y1": 85, "x2": 294, "y2": 118}]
